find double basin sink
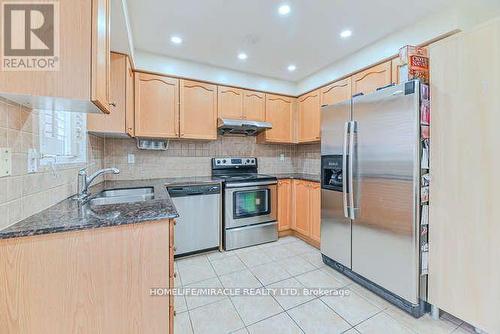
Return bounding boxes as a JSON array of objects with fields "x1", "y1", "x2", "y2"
[{"x1": 88, "y1": 187, "x2": 155, "y2": 206}]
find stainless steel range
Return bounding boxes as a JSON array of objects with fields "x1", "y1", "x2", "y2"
[{"x1": 212, "y1": 157, "x2": 278, "y2": 250}]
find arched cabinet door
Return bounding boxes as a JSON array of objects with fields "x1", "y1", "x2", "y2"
[
  {"x1": 180, "y1": 80, "x2": 218, "y2": 140},
  {"x1": 134, "y1": 72, "x2": 179, "y2": 139}
]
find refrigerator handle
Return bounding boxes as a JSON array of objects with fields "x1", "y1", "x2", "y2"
[
  {"x1": 342, "y1": 121, "x2": 350, "y2": 218},
  {"x1": 348, "y1": 121, "x2": 357, "y2": 219}
]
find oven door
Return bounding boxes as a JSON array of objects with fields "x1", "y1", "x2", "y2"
[{"x1": 224, "y1": 183, "x2": 277, "y2": 229}]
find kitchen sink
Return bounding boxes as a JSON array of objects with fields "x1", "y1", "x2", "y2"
[{"x1": 88, "y1": 187, "x2": 155, "y2": 206}]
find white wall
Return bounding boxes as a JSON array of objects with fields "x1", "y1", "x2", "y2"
[
  {"x1": 117, "y1": 0, "x2": 500, "y2": 96},
  {"x1": 297, "y1": 0, "x2": 500, "y2": 94},
  {"x1": 134, "y1": 51, "x2": 297, "y2": 96}
]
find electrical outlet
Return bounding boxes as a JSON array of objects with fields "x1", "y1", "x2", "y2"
[
  {"x1": 128, "y1": 153, "x2": 135, "y2": 164},
  {"x1": 279, "y1": 153, "x2": 285, "y2": 162},
  {"x1": 27, "y1": 148, "x2": 39, "y2": 173},
  {"x1": 0, "y1": 148, "x2": 12, "y2": 178}
]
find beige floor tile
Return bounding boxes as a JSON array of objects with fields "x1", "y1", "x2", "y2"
[
  {"x1": 385, "y1": 307, "x2": 460, "y2": 334},
  {"x1": 231, "y1": 328, "x2": 249, "y2": 334},
  {"x1": 347, "y1": 282, "x2": 393, "y2": 310},
  {"x1": 355, "y1": 312, "x2": 416, "y2": 334},
  {"x1": 189, "y1": 298, "x2": 245, "y2": 334},
  {"x1": 283, "y1": 241, "x2": 317, "y2": 255},
  {"x1": 175, "y1": 294, "x2": 188, "y2": 313},
  {"x1": 319, "y1": 267, "x2": 353, "y2": 287},
  {"x1": 267, "y1": 277, "x2": 315, "y2": 310},
  {"x1": 184, "y1": 277, "x2": 226, "y2": 310},
  {"x1": 177, "y1": 255, "x2": 217, "y2": 285},
  {"x1": 321, "y1": 291, "x2": 381, "y2": 326},
  {"x1": 343, "y1": 329, "x2": 360, "y2": 334},
  {"x1": 299, "y1": 250, "x2": 326, "y2": 268},
  {"x1": 207, "y1": 250, "x2": 237, "y2": 262},
  {"x1": 295, "y1": 268, "x2": 345, "y2": 295},
  {"x1": 174, "y1": 311, "x2": 193, "y2": 334},
  {"x1": 231, "y1": 291, "x2": 283, "y2": 326},
  {"x1": 219, "y1": 269, "x2": 263, "y2": 289},
  {"x1": 280, "y1": 256, "x2": 317, "y2": 276},
  {"x1": 247, "y1": 312, "x2": 303, "y2": 334},
  {"x1": 266, "y1": 245, "x2": 296, "y2": 261},
  {"x1": 287, "y1": 299, "x2": 351, "y2": 334},
  {"x1": 211, "y1": 256, "x2": 246, "y2": 276},
  {"x1": 452, "y1": 323, "x2": 476, "y2": 333},
  {"x1": 250, "y1": 262, "x2": 291, "y2": 285},
  {"x1": 237, "y1": 249, "x2": 273, "y2": 268}
]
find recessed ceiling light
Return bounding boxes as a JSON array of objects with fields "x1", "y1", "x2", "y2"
[
  {"x1": 340, "y1": 30, "x2": 352, "y2": 39},
  {"x1": 238, "y1": 52, "x2": 248, "y2": 60},
  {"x1": 170, "y1": 36, "x2": 183, "y2": 44},
  {"x1": 278, "y1": 4, "x2": 291, "y2": 16},
  {"x1": 287, "y1": 64, "x2": 297, "y2": 72}
]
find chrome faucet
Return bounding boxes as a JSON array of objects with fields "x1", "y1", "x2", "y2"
[{"x1": 76, "y1": 167, "x2": 120, "y2": 200}]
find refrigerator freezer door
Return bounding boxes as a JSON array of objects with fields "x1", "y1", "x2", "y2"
[
  {"x1": 351, "y1": 82, "x2": 420, "y2": 304},
  {"x1": 320, "y1": 101, "x2": 352, "y2": 268}
]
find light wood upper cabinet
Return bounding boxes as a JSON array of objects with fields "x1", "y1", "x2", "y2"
[
  {"x1": 218, "y1": 86, "x2": 243, "y2": 119},
  {"x1": 91, "y1": 0, "x2": 111, "y2": 114},
  {"x1": 321, "y1": 78, "x2": 352, "y2": 106},
  {"x1": 293, "y1": 180, "x2": 311, "y2": 237},
  {"x1": 309, "y1": 182, "x2": 321, "y2": 243},
  {"x1": 278, "y1": 179, "x2": 292, "y2": 232},
  {"x1": 243, "y1": 90, "x2": 265, "y2": 121},
  {"x1": 125, "y1": 56, "x2": 135, "y2": 137},
  {"x1": 258, "y1": 94, "x2": 295, "y2": 143},
  {"x1": 351, "y1": 61, "x2": 392, "y2": 96},
  {"x1": 180, "y1": 80, "x2": 218, "y2": 140},
  {"x1": 134, "y1": 72, "x2": 179, "y2": 139},
  {"x1": 298, "y1": 89, "x2": 321, "y2": 143},
  {"x1": 0, "y1": 0, "x2": 111, "y2": 114},
  {"x1": 88, "y1": 53, "x2": 132, "y2": 136}
]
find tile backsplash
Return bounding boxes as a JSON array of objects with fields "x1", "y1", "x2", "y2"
[
  {"x1": 0, "y1": 98, "x2": 104, "y2": 230},
  {"x1": 104, "y1": 136, "x2": 298, "y2": 180},
  {"x1": 104, "y1": 136, "x2": 321, "y2": 181}
]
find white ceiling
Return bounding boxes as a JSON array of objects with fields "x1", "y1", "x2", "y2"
[{"x1": 126, "y1": 0, "x2": 455, "y2": 82}]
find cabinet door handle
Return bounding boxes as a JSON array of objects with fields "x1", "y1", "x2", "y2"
[
  {"x1": 173, "y1": 272, "x2": 177, "y2": 278},
  {"x1": 109, "y1": 102, "x2": 116, "y2": 107}
]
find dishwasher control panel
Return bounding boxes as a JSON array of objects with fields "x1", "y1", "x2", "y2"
[{"x1": 166, "y1": 184, "x2": 221, "y2": 197}]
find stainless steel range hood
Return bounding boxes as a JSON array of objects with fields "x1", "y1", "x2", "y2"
[{"x1": 217, "y1": 118, "x2": 272, "y2": 136}]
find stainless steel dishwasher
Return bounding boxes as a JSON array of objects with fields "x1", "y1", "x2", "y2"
[{"x1": 167, "y1": 183, "x2": 221, "y2": 257}]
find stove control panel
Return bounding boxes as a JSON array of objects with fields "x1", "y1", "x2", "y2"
[{"x1": 213, "y1": 157, "x2": 256, "y2": 167}]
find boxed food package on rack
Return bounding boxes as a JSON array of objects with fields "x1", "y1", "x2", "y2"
[{"x1": 399, "y1": 45, "x2": 429, "y2": 84}]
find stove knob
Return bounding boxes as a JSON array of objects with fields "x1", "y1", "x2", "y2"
[
  {"x1": 216, "y1": 160, "x2": 221, "y2": 164},
  {"x1": 222, "y1": 159, "x2": 226, "y2": 164},
  {"x1": 246, "y1": 159, "x2": 250, "y2": 163}
]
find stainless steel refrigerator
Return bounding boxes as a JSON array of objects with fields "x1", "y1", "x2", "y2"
[{"x1": 320, "y1": 80, "x2": 428, "y2": 317}]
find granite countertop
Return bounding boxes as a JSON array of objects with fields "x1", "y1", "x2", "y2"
[
  {"x1": 0, "y1": 179, "x2": 186, "y2": 240},
  {"x1": 0, "y1": 173, "x2": 312, "y2": 241},
  {"x1": 273, "y1": 173, "x2": 320, "y2": 182}
]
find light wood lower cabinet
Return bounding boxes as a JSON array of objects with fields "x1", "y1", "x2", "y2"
[
  {"x1": 277, "y1": 179, "x2": 292, "y2": 231},
  {"x1": 134, "y1": 72, "x2": 179, "y2": 138},
  {"x1": 351, "y1": 60, "x2": 392, "y2": 95},
  {"x1": 297, "y1": 89, "x2": 321, "y2": 143},
  {"x1": 0, "y1": 0, "x2": 111, "y2": 114},
  {"x1": 88, "y1": 52, "x2": 133, "y2": 136},
  {"x1": 0, "y1": 220, "x2": 173, "y2": 334},
  {"x1": 278, "y1": 179, "x2": 321, "y2": 246},
  {"x1": 180, "y1": 79, "x2": 218, "y2": 140}
]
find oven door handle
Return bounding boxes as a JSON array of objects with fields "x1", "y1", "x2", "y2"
[{"x1": 224, "y1": 180, "x2": 278, "y2": 188}]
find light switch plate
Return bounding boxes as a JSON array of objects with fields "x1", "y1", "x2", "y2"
[
  {"x1": 0, "y1": 148, "x2": 12, "y2": 178},
  {"x1": 27, "y1": 148, "x2": 39, "y2": 173},
  {"x1": 128, "y1": 153, "x2": 135, "y2": 164},
  {"x1": 279, "y1": 153, "x2": 285, "y2": 162}
]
